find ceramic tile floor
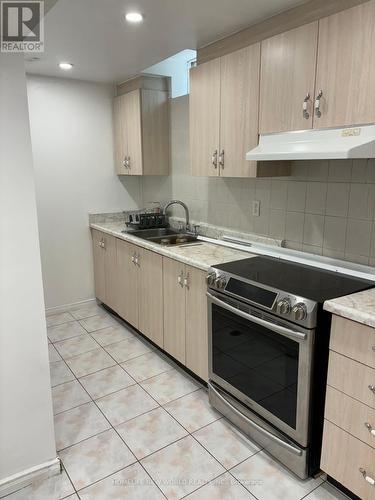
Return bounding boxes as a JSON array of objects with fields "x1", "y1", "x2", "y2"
[{"x1": 5, "y1": 303, "x2": 349, "y2": 500}]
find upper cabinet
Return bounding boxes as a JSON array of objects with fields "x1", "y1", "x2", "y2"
[
  {"x1": 113, "y1": 75, "x2": 170, "y2": 176},
  {"x1": 189, "y1": 58, "x2": 221, "y2": 177},
  {"x1": 314, "y1": 1, "x2": 375, "y2": 129},
  {"x1": 190, "y1": 45, "x2": 290, "y2": 177},
  {"x1": 259, "y1": 22, "x2": 318, "y2": 134},
  {"x1": 259, "y1": 1, "x2": 375, "y2": 133},
  {"x1": 220, "y1": 45, "x2": 261, "y2": 177}
]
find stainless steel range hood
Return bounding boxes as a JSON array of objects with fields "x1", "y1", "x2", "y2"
[{"x1": 246, "y1": 125, "x2": 375, "y2": 161}]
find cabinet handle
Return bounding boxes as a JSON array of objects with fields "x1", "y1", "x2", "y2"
[
  {"x1": 372, "y1": 346, "x2": 375, "y2": 352},
  {"x1": 211, "y1": 150, "x2": 218, "y2": 169},
  {"x1": 359, "y1": 468, "x2": 375, "y2": 486},
  {"x1": 122, "y1": 159, "x2": 127, "y2": 168},
  {"x1": 369, "y1": 385, "x2": 375, "y2": 394},
  {"x1": 126, "y1": 156, "x2": 131, "y2": 169},
  {"x1": 365, "y1": 422, "x2": 375, "y2": 437},
  {"x1": 131, "y1": 252, "x2": 136, "y2": 264},
  {"x1": 183, "y1": 273, "x2": 190, "y2": 289},
  {"x1": 303, "y1": 93, "x2": 311, "y2": 119},
  {"x1": 314, "y1": 90, "x2": 323, "y2": 118},
  {"x1": 177, "y1": 271, "x2": 184, "y2": 287},
  {"x1": 218, "y1": 150, "x2": 224, "y2": 169},
  {"x1": 135, "y1": 253, "x2": 140, "y2": 266}
]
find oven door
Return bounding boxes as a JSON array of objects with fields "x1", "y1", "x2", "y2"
[{"x1": 208, "y1": 290, "x2": 314, "y2": 447}]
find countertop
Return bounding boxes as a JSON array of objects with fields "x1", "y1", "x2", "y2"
[
  {"x1": 324, "y1": 288, "x2": 375, "y2": 328},
  {"x1": 90, "y1": 222, "x2": 252, "y2": 271}
]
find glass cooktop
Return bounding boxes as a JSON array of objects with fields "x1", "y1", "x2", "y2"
[{"x1": 214, "y1": 256, "x2": 374, "y2": 303}]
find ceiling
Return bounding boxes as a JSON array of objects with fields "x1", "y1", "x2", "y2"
[{"x1": 26, "y1": 0, "x2": 308, "y2": 83}]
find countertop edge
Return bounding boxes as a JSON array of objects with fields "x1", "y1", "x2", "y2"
[
  {"x1": 324, "y1": 296, "x2": 375, "y2": 329},
  {"x1": 90, "y1": 223, "x2": 251, "y2": 272}
]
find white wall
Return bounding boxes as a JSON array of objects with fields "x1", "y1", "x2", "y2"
[
  {"x1": 27, "y1": 75, "x2": 142, "y2": 309},
  {"x1": 0, "y1": 55, "x2": 56, "y2": 481},
  {"x1": 143, "y1": 49, "x2": 196, "y2": 98}
]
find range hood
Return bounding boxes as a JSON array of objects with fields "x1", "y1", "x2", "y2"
[{"x1": 246, "y1": 124, "x2": 375, "y2": 161}]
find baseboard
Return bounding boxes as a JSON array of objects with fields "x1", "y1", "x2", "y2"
[
  {"x1": 0, "y1": 457, "x2": 61, "y2": 498},
  {"x1": 45, "y1": 298, "x2": 96, "y2": 316}
]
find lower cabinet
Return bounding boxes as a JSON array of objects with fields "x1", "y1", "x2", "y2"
[
  {"x1": 92, "y1": 230, "x2": 208, "y2": 380},
  {"x1": 91, "y1": 229, "x2": 118, "y2": 312},
  {"x1": 116, "y1": 238, "x2": 139, "y2": 329},
  {"x1": 163, "y1": 257, "x2": 208, "y2": 381},
  {"x1": 116, "y1": 239, "x2": 163, "y2": 348},
  {"x1": 320, "y1": 314, "x2": 375, "y2": 500},
  {"x1": 137, "y1": 247, "x2": 163, "y2": 348}
]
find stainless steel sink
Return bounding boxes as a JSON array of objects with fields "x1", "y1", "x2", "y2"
[
  {"x1": 147, "y1": 234, "x2": 198, "y2": 246},
  {"x1": 128, "y1": 228, "x2": 178, "y2": 239},
  {"x1": 127, "y1": 228, "x2": 198, "y2": 246}
]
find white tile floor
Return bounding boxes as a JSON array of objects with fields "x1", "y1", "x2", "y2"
[{"x1": 5, "y1": 303, "x2": 349, "y2": 500}]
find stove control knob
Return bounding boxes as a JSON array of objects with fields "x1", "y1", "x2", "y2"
[
  {"x1": 206, "y1": 272, "x2": 216, "y2": 286},
  {"x1": 277, "y1": 298, "x2": 291, "y2": 315},
  {"x1": 291, "y1": 303, "x2": 307, "y2": 321},
  {"x1": 218, "y1": 278, "x2": 227, "y2": 290},
  {"x1": 214, "y1": 276, "x2": 226, "y2": 289}
]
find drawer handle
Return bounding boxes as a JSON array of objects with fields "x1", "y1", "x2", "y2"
[
  {"x1": 365, "y1": 422, "x2": 375, "y2": 437},
  {"x1": 359, "y1": 468, "x2": 375, "y2": 486},
  {"x1": 372, "y1": 346, "x2": 375, "y2": 352},
  {"x1": 369, "y1": 385, "x2": 375, "y2": 394}
]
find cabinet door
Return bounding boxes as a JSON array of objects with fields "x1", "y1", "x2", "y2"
[
  {"x1": 220, "y1": 44, "x2": 260, "y2": 177},
  {"x1": 116, "y1": 239, "x2": 139, "y2": 329},
  {"x1": 259, "y1": 22, "x2": 318, "y2": 134},
  {"x1": 315, "y1": 2, "x2": 375, "y2": 129},
  {"x1": 137, "y1": 248, "x2": 163, "y2": 347},
  {"x1": 185, "y1": 266, "x2": 208, "y2": 381},
  {"x1": 113, "y1": 95, "x2": 127, "y2": 175},
  {"x1": 91, "y1": 229, "x2": 106, "y2": 303},
  {"x1": 103, "y1": 234, "x2": 118, "y2": 312},
  {"x1": 189, "y1": 59, "x2": 221, "y2": 176},
  {"x1": 124, "y1": 90, "x2": 143, "y2": 175},
  {"x1": 163, "y1": 258, "x2": 186, "y2": 364}
]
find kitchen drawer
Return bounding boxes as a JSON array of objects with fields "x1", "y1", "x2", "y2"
[
  {"x1": 325, "y1": 385, "x2": 375, "y2": 449},
  {"x1": 321, "y1": 420, "x2": 375, "y2": 500},
  {"x1": 327, "y1": 351, "x2": 375, "y2": 409},
  {"x1": 330, "y1": 315, "x2": 375, "y2": 368}
]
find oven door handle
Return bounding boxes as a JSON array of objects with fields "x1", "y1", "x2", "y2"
[
  {"x1": 207, "y1": 292, "x2": 307, "y2": 342},
  {"x1": 208, "y1": 382, "x2": 303, "y2": 457}
]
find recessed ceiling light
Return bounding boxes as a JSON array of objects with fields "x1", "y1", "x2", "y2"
[
  {"x1": 58, "y1": 62, "x2": 73, "y2": 70},
  {"x1": 125, "y1": 12, "x2": 144, "y2": 23}
]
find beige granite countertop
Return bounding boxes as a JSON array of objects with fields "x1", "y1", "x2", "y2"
[
  {"x1": 90, "y1": 222, "x2": 252, "y2": 271},
  {"x1": 324, "y1": 288, "x2": 375, "y2": 328}
]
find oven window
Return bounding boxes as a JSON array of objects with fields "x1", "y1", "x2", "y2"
[{"x1": 212, "y1": 304, "x2": 299, "y2": 429}]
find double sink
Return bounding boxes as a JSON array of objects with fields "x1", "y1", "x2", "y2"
[{"x1": 128, "y1": 228, "x2": 199, "y2": 246}]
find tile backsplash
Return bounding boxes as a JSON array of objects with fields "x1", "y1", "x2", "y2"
[{"x1": 140, "y1": 95, "x2": 375, "y2": 267}]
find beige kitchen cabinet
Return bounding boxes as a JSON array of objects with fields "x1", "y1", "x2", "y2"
[
  {"x1": 259, "y1": 22, "x2": 318, "y2": 134},
  {"x1": 190, "y1": 46, "x2": 290, "y2": 178},
  {"x1": 163, "y1": 257, "x2": 186, "y2": 363},
  {"x1": 185, "y1": 265, "x2": 209, "y2": 381},
  {"x1": 162, "y1": 257, "x2": 208, "y2": 380},
  {"x1": 116, "y1": 238, "x2": 139, "y2": 329},
  {"x1": 189, "y1": 58, "x2": 221, "y2": 177},
  {"x1": 314, "y1": 1, "x2": 375, "y2": 129},
  {"x1": 137, "y1": 247, "x2": 164, "y2": 348},
  {"x1": 92, "y1": 231, "x2": 163, "y2": 348},
  {"x1": 91, "y1": 229, "x2": 117, "y2": 311},
  {"x1": 113, "y1": 75, "x2": 170, "y2": 176},
  {"x1": 321, "y1": 313, "x2": 375, "y2": 499}
]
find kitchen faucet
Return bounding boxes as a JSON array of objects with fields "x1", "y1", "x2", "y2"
[{"x1": 163, "y1": 200, "x2": 190, "y2": 232}]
